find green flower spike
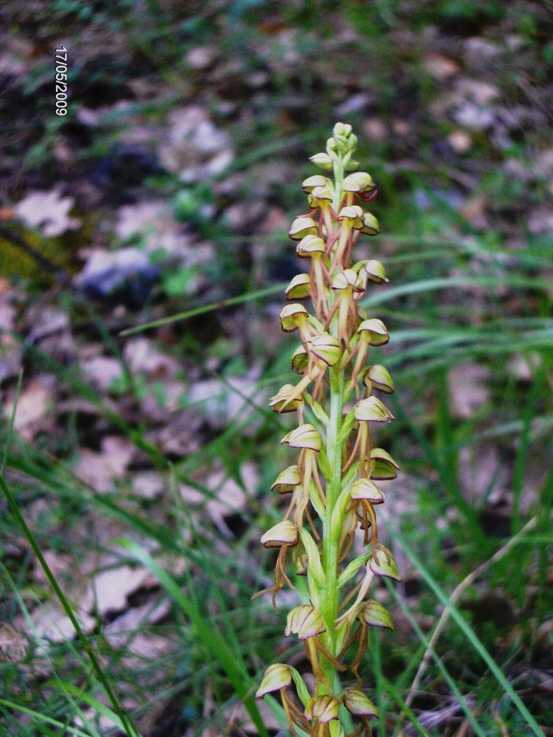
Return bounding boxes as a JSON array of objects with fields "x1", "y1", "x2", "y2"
[{"x1": 255, "y1": 124, "x2": 401, "y2": 737}]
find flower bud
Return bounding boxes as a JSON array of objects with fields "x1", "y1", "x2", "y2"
[
  {"x1": 369, "y1": 543, "x2": 401, "y2": 580},
  {"x1": 296, "y1": 234, "x2": 325, "y2": 258},
  {"x1": 367, "y1": 364, "x2": 394, "y2": 393},
  {"x1": 285, "y1": 273, "x2": 311, "y2": 299},
  {"x1": 271, "y1": 465, "x2": 301, "y2": 493},
  {"x1": 350, "y1": 478, "x2": 384, "y2": 504},
  {"x1": 354, "y1": 396, "x2": 394, "y2": 423},
  {"x1": 334, "y1": 121, "x2": 352, "y2": 139},
  {"x1": 282, "y1": 423, "x2": 321, "y2": 451},
  {"x1": 308, "y1": 333, "x2": 342, "y2": 366},
  {"x1": 256, "y1": 663, "x2": 292, "y2": 697},
  {"x1": 280, "y1": 303, "x2": 309, "y2": 332},
  {"x1": 357, "y1": 318, "x2": 389, "y2": 346},
  {"x1": 285, "y1": 604, "x2": 326, "y2": 640},
  {"x1": 338, "y1": 205, "x2": 364, "y2": 229},
  {"x1": 369, "y1": 447, "x2": 399, "y2": 480},
  {"x1": 261, "y1": 520, "x2": 299, "y2": 548},
  {"x1": 343, "y1": 172, "x2": 375, "y2": 193},
  {"x1": 291, "y1": 345, "x2": 308, "y2": 374},
  {"x1": 289, "y1": 216, "x2": 318, "y2": 240},
  {"x1": 309, "y1": 152, "x2": 333, "y2": 170},
  {"x1": 359, "y1": 600, "x2": 394, "y2": 630},
  {"x1": 361, "y1": 212, "x2": 380, "y2": 235},
  {"x1": 305, "y1": 695, "x2": 340, "y2": 724},
  {"x1": 302, "y1": 174, "x2": 330, "y2": 192},
  {"x1": 343, "y1": 688, "x2": 378, "y2": 717},
  {"x1": 365, "y1": 259, "x2": 388, "y2": 283},
  {"x1": 270, "y1": 384, "x2": 304, "y2": 413}
]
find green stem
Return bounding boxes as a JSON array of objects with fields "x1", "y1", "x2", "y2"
[{"x1": 320, "y1": 367, "x2": 345, "y2": 690}]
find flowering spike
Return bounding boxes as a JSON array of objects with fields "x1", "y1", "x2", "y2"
[{"x1": 255, "y1": 124, "x2": 401, "y2": 737}]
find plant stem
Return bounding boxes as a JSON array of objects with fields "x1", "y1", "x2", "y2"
[{"x1": 320, "y1": 367, "x2": 344, "y2": 689}]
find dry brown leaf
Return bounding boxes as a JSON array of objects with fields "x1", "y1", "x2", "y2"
[
  {"x1": 448, "y1": 362, "x2": 490, "y2": 418},
  {"x1": 74, "y1": 435, "x2": 135, "y2": 492}
]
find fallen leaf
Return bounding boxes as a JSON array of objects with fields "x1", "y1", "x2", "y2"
[
  {"x1": 74, "y1": 435, "x2": 135, "y2": 492},
  {"x1": 4, "y1": 375, "x2": 55, "y2": 440},
  {"x1": 449, "y1": 362, "x2": 490, "y2": 418},
  {"x1": 14, "y1": 188, "x2": 80, "y2": 237}
]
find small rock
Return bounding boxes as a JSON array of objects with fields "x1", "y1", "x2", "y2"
[{"x1": 74, "y1": 247, "x2": 159, "y2": 302}]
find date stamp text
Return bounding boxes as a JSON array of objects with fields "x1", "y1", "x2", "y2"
[{"x1": 55, "y1": 46, "x2": 69, "y2": 117}]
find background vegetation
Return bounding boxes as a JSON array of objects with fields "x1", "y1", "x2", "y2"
[{"x1": 0, "y1": 1, "x2": 552, "y2": 735}]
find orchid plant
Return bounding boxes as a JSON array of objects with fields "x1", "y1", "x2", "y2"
[{"x1": 255, "y1": 123, "x2": 401, "y2": 737}]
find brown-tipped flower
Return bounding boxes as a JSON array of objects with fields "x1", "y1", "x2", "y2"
[
  {"x1": 302, "y1": 174, "x2": 330, "y2": 192},
  {"x1": 280, "y1": 303, "x2": 309, "y2": 332},
  {"x1": 338, "y1": 205, "x2": 364, "y2": 229},
  {"x1": 350, "y1": 478, "x2": 385, "y2": 504},
  {"x1": 357, "y1": 318, "x2": 390, "y2": 346},
  {"x1": 343, "y1": 689, "x2": 378, "y2": 717},
  {"x1": 369, "y1": 543, "x2": 401, "y2": 580},
  {"x1": 282, "y1": 423, "x2": 321, "y2": 451},
  {"x1": 289, "y1": 216, "x2": 318, "y2": 240},
  {"x1": 366, "y1": 364, "x2": 394, "y2": 393},
  {"x1": 359, "y1": 600, "x2": 394, "y2": 630},
  {"x1": 261, "y1": 520, "x2": 299, "y2": 548},
  {"x1": 354, "y1": 396, "x2": 394, "y2": 423},
  {"x1": 285, "y1": 604, "x2": 326, "y2": 640},
  {"x1": 369, "y1": 447, "x2": 399, "y2": 480},
  {"x1": 256, "y1": 663, "x2": 292, "y2": 697},
  {"x1": 361, "y1": 212, "x2": 380, "y2": 235},
  {"x1": 291, "y1": 345, "x2": 308, "y2": 374},
  {"x1": 308, "y1": 333, "x2": 342, "y2": 366},
  {"x1": 285, "y1": 273, "x2": 311, "y2": 300},
  {"x1": 270, "y1": 384, "x2": 304, "y2": 413},
  {"x1": 296, "y1": 234, "x2": 325, "y2": 258},
  {"x1": 343, "y1": 171, "x2": 375, "y2": 193},
  {"x1": 365, "y1": 259, "x2": 388, "y2": 284},
  {"x1": 305, "y1": 695, "x2": 340, "y2": 724},
  {"x1": 271, "y1": 465, "x2": 301, "y2": 493}
]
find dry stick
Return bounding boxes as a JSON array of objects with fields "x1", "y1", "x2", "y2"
[{"x1": 403, "y1": 514, "x2": 538, "y2": 712}]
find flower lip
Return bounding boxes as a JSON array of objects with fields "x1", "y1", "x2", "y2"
[
  {"x1": 343, "y1": 171, "x2": 375, "y2": 193},
  {"x1": 296, "y1": 234, "x2": 325, "y2": 258},
  {"x1": 289, "y1": 216, "x2": 319, "y2": 240},
  {"x1": 280, "y1": 303, "x2": 309, "y2": 332},
  {"x1": 282, "y1": 423, "x2": 321, "y2": 451},
  {"x1": 354, "y1": 396, "x2": 394, "y2": 423},
  {"x1": 365, "y1": 259, "x2": 388, "y2": 283},
  {"x1": 261, "y1": 519, "x2": 299, "y2": 548},
  {"x1": 271, "y1": 465, "x2": 301, "y2": 493},
  {"x1": 343, "y1": 688, "x2": 378, "y2": 717},
  {"x1": 291, "y1": 344, "x2": 308, "y2": 374},
  {"x1": 302, "y1": 174, "x2": 330, "y2": 192},
  {"x1": 350, "y1": 478, "x2": 385, "y2": 503},
  {"x1": 357, "y1": 318, "x2": 389, "y2": 346},
  {"x1": 305, "y1": 695, "x2": 340, "y2": 724},
  {"x1": 361, "y1": 211, "x2": 380, "y2": 235},
  {"x1": 285, "y1": 273, "x2": 311, "y2": 299},
  {"x1": 369, "y1": 447, "x2": 399, "y2": 479},
  {"x1": 285, "y1": 604, "x2": 326, "y2": 639},
  {"x1": 308, "y1": 333, "x2": 342, "y2": 366},
  {"x1": 359, "y1": 600, "x2": 394, "y2": 630},
  {"x1": 366, "y1": 364, "x2": 394, "y2": 393},
  {"x1": 256, "y1": 663, "x2": 292, "y2": 697},
  {"x1": 331, "y1": 269, "x2": 362, "y2": 291},
  {"x1": 269, "y1": 384, "x2": 304, "y2": 413},
  {"x1": 338, "y1": 205, "x2": 364, "y2": 228}
]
